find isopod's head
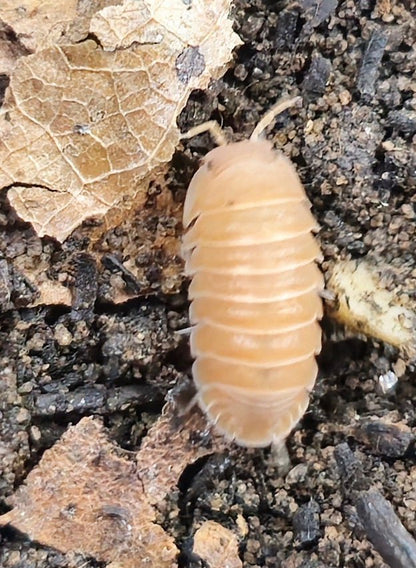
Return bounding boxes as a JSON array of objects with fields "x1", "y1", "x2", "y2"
[{"x1": 183, "y1": 139, "x2": 308, "y2": 228}]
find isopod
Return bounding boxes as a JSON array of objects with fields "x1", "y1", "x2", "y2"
[{"x1": 182, "y1": 98, "x2": 324, "y2": 447}]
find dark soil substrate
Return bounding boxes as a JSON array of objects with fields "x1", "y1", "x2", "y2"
[{"x1": 1, "y1": 1, "x2": 416, "y2": 566}]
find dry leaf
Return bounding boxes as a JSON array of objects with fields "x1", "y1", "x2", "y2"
[
  {"x1": 0, "y1": 0, "x2": 240, "y2": 241},
  {"x1": 2, "y1": 39, "x2": 181, "y2": 240},
  {"x1": 0, "y1": 417, "x2": 178, "y2": 568},
  {"x1": 0, "y1": 407, "x2": 227, "y2": 565},
  {"x1": 193, "y1": 521, "x2": 242, "y2": 568},
  {"x1": 90, "y1": 0, "x2": 238, "y2": 57},
  {"x1": 0, "y1": 0, "x2": 78, "y2": 53},
  {"x1": 137, "y1": 403, "x2": 227, "y2": 507},
  {"x1": 0, "y1": 0, "x2": 114, "y2": 54}
]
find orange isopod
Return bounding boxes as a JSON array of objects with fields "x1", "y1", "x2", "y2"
[{"x1": 182, "y1": 99, "x2": 324, "y2": 447}]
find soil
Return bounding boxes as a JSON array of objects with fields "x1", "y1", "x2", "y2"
[{"x1": 1, "y1": 1, "x2": 416, "y2": 567}]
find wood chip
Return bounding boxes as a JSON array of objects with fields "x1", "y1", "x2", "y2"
[{"x1": 327, "y1": 259, "x2": 416, "y2": 359}]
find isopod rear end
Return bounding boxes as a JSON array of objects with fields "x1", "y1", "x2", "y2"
[{"x1": 183, "y1": 140, "x2": 323, "y2": 447}]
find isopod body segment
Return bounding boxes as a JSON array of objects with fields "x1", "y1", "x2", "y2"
[{"x1": 182, "y1": 138, "x2": 324, "y2": 447}]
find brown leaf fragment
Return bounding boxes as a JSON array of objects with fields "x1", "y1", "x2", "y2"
[
  {"x1": 2, "y1": 39, "x2": 179, "y2": 240},
  {"x1": 90, "y1": 0, "x2": 241, "y2": 91},
  {"x1": 0, "y1": 0, "x2": 117, "y2": 54},
  {"x1": 0, "y1": 0, "x2": 240, "y2": 241},
  {"x1": 7, "y1": 186, "x2": 98, "y2": 242},
  {"x1": 90, "y1": 0, "x2": 238, "y2": 58},
  {"x1": 64, "y1": 1, "x2": 127, "y2": 47},
  {"x1": 193, "y1": 521, "x2": 242, "y2": 568},
  {"x1": 137, "y1": 403, "x2": 228, "y2": 508},
  {"x1": 0, "y1": 0, "x2": 123, "y2": 65},
  {"x1": 0, "y1": 406, "x2": 229, "y2": 566},
  {"x1": 0, "y1": 0, "x2": 78, "y2": 53},
  {"x1": 89, "y1": 0, "x2": 161, "y2": 50},
  {"x1": 0, "y1": 417, "x2": 178, "y2": 568}
]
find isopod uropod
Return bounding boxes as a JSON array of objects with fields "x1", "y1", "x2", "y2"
[{"x1": 182, "y1": 98, "x2": 324, "y2": 448}]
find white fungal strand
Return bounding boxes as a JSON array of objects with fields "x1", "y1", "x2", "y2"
[{"x1": 183, "y1": 139, "x2": 323, "y2": 447}]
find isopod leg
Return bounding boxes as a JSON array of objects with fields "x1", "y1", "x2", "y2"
[
  {"x1": 269, "y1": 441, "x2": 291, "y2": 475},
  {"x1": 319, "y1": 288, "x2": 336, "y2": 301}
]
